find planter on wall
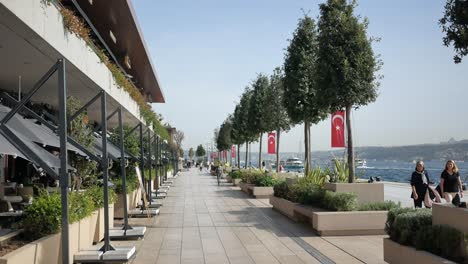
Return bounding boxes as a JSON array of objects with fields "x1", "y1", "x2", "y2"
[
  {"x1": 383, "y1": 238, "x2": 455, "y2": 264},
  {"x1": 323, "y1": 182, "x2": 384, "y2": 204},
  {"x1": 251, "y1": 186, "x2": 274, "y2": 198},
  {"x1": 232, "y1": 178, "x2": 242, "y2": 186}
]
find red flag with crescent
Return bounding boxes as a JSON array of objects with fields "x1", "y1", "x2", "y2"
[
  {"x1": 331, "y1": 111, "x2": 345, "y2": 148},
  {"x1": 231, "y1": 146, "x2": 235, "y2": 158},
  {"x1": 268, "y1": 132, "x2": 276, "y2": 154}
]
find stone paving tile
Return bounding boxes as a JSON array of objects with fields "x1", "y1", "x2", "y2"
[{"x1": 127, "y1": 170, "x2": 387, "y2": 264}]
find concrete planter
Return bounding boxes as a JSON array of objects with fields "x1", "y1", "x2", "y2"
[
  {"x1": 269, "y1": 196, "x2": 299, "y2": 220},
  {"x1": 383, "y1": 238, "x2": 455, "y2": 264},
  {"x1": 293, "y1": 204, "x2": 324, "y2": 224},
  {"x1": 225, "y1": 176, "x2": 232, "y2": 183},
  {"x1": 95, "y1": 203, "x2": 115, "y2": 243},
  {"x1": 114, "y1": 189, "x2": 139, "y2": 219},
  {"x1": 232, "y1": 178, "x2": 242, "y2": 186},
  {"x1": 0, "y1": 214, "x2": 95, "y2": 264},
  {"x1": 312, "y1": 210, "x2": 387, "y2": 236},
  {"x1": 323, "y1": 182, "x2": 384, "y2": 204},
  {"x1": 238, "y1": 182, "x2": 273, "y2": 198},
  {"x1": 251, "y1": 186, "x2": 274, "y2": 198},
  {"x1": 432, "y1": 203, "x2": 468, "y2": 233}
]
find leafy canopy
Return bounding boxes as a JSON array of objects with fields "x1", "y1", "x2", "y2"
[
  {"x1": 195, "y1": 144, "x2": 206, "y2": 157},
  {"x1": 440, "y1": 0, "x2": 468, "y2": 63}
]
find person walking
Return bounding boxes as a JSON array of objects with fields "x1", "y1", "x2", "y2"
[
  {"x1": 440, "y1": 160, "x2": 464, "y2": 203},
  {"x1": 411, "y1": 161, "x2": 431, "y2": 208}
]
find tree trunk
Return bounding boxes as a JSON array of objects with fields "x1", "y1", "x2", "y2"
[
  {"x1": 276, "y1": 129, "x2": 281, "y2": 173},
  {"x1": 237, "y1": 144, "x2": 240, "y2": 168},
  {"x1": 258, "y1": 133, "x2": 263, "y2": 169},
  {"x1": 245, "y1": 142, "x2": 249, "y2": 169},
  {"x1": 346, "y1": 105, "x2": 355, "y2": 183},
  {"x1": 304, "y1": 121, "x2": 310, "y2": 175}
]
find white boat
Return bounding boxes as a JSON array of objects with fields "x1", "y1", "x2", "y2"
[
  {"x1": 356, "y1": 159, "x2": 373, "y2": 169},
  {"x1": 283, "y1": 157, "x2": 304, "y2": 172}
]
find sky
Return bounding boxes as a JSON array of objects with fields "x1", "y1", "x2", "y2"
[{"x1": 133, "y1": 0, "x2": 468, "y2": 153}]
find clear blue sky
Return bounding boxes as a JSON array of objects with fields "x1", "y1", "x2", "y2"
[{"x1": 133, "y1": 0, "x2": 468, "y2": 152}]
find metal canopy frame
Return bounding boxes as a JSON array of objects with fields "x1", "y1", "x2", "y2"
[{"x1": 0, "y1": 60, "x2": 70, "y2": 264}]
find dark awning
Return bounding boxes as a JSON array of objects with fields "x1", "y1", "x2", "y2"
[
  {"x1": 92, "y1": 133, "x2": 130, "y2": 161},
  {"x1": 0, "y1": 105, "x2": 87, "y2": 156},
  {"x1": 0, "y1": 132, "x2": 27, "y2": 159}
]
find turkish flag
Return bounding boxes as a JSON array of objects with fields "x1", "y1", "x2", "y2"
[
  {"x1": 231, "y1": 146, "x2": 236, "y2": 158},
  {"x1": 267, "y1": 132, "x2": 276, "y2": 154},
  {"x1": 331, "y1": 111, "x2": 345, "y2": 148}
]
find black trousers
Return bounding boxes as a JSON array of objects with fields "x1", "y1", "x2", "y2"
[{"x1": 414, "y1": 197, "x2": 424, "y2": 208}]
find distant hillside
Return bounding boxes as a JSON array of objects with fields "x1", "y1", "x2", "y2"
[{"x1": 312, "y1": 139, "x2": 468, "y2": 162}]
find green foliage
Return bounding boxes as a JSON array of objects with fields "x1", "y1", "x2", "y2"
[
  {"x1": 22, "y1": 192, "x2": 61, "y2": 240},
  {"x1": 240, "y1": 170, "x2": 265, "y2": 184},
  {"x1": 110, "y1": 125, "x2": 140, "y2": 156},
  {"x1": 248, "y1": 74, "x2": 271, "y2": 135},
  {"x1": 393, "y1": 209, "x2": 432, "y2": 245},
  {"x1": 231, "y1": 88, "x2": 257, "y2": 145},
  {"x1": 265, "y1": 68, "x2": 291, "y2": 133},
  {"x1": 188, "y1": 147, "x2": 194, "y2": 159},
  {"x1": 385, "y1": 207, "x2": 417, "y2": 240},
  {"x1": 68, "y1": 191, "x2": 94, "y2": 223},
  {"x1": 256, "y1": 176, "x2": 282, "y2": 187},
  {"x1": 358, "y1": 201, "x2": 401, "y2": 211},
  {"x1": 317, "y1": 0, "x2": 380, "y2": 110},
  {"x1": 228, "y1": 170, "x2": 242, "y2": 179},
  {"x1": 329, "y1": 158, "x2": 363, "y2": 183},
  {"x1": 301, "y1": 166, "x2": 329, "y2": 187},
  {"x1": 216, "y1": 119, "x2": 233, "y2": 151},
  {"x1": 440, "y1": 0, "x2": 468, "y2": 63},
  {"x1": 195, "y1": 144, "x2": 206, "y2": 157},
  {"x1": 273, "y1": 181, "x2": 289, "y2": 199},
  {"x1": 283, "y1": 15, "x2": 328, "y2": 125},
  {"x1": 414, "y1": 225, "x2": 468, "y2": 262},
  {"x1": 293, "y1": 184, "x2": 325, "y2": 205},
  {"x1": 85, "y1": 185, "x2": 116, "y2": 209},
  {"x1": 321, "y1": 191, "x2": 357, "y2": 211}
]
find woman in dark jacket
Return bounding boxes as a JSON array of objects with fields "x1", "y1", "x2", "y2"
[{"x1": 411, "y1": 161, "x2": 430, "y2": 208}]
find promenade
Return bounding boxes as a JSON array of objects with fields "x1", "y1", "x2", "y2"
[{"x1": 112, "y1": 169, "x2": 388, "y2": 264}]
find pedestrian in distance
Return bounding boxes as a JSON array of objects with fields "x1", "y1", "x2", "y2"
[
  {"x1": 411, "y1": 161, "x2": 431, "y2": 208},
  {"x1": 440, "y1": 160, "x2": 464, "y2": 203}
]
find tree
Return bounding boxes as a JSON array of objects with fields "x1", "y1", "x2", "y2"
[
  {"x1": 232, "y1": 87, "x2": 256, "y2": 168},
  {"x1": 265, "y1": 67, "x2": 291, "y2": 172},
  {"x1": 283, "y1": 15, "x2": 328, "y2": 175},
  {"x1": 317, "y1": 0, "x2": 381, "y2": 182},
  {"x1": 195, "y1": 144, "x2": 206, "y2": 158},
  {"x1": 248, "y1": 74, "x2": 270, "y2": 169},
  {"x1": 216, "y1": 119, "x2": 233, "y2": 152},
  {"x1": 173, "y1": 130, "x2": 185, "y2": 154},
  {"x1": 440, "y1": 0, "x2": 468, "y2": 63},
  {"x1": 188, "y1": 147, "x2": 194, "y2": 160}
]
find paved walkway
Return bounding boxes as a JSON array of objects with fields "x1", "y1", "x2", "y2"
[{"x1": 112, "y1": 168, "x2": 386, "y2": 264}]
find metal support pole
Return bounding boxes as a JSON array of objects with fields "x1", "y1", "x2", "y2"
[
  {"x1": 154, "y1": 136, "x2": 159, "y2": 191},
  {"x1": 164, "y1": 143, "x2": 168, "y2": 181},
  {"x1": 58, "y1": 59, "x2": 70, "y2": 264},
  {"x1": 147, "y1": 129, "x2": 152, "y2": 204},
  {"x1": 118, "y1": 108, "x2": 131, "y2": 230},
  {"x1": 139, "y1": 123, "x2": 145, "y2": 209},
  {"x1": 101, "y1": 91, "x2": 113, "y2": 252}
]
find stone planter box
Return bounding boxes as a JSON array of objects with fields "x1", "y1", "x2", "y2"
[
  {"x1": 238, "y1": 182, "x2": 273, "y2": 198},
  {"x1": 232, "y1": 178, "x2": 242, "y2": 186},
  {"x1": 312, "y1": 210, "x2": 387, "y2": 236},
  {"x1": 0, "y1": 214, "x2": 96, "y2": 264},
  {"x1": 323, "y1": 182, "x2": 384, "y2": 204},
  {"x1": 293, "y1": 204, "x2": 324, "y2": 224},
  {"x1": 114, "y1": 189, "x2": 139, "y2": 219},
  {"x1": 383, "y1": 238, "x2": 455, "y2": 264},
  {"x1": 251, "y1": 186, "x2": 274, "y2": 198},
  {"x1": 225, "y1": 176, "x2": 232, "y2": 183},
  {"x1": 269, "y1": 196, "x2": 299, "y2": 220},
  {"x1": 432, "y1": 203, "x2": 468, "y2": 233}
]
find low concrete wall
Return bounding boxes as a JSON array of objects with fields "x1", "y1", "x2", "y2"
[
  {"x1": 383, "y1": 238, "x2": 455, "y2": 264},
  {"x1": 238, "y1": 182, "x2": 253, "y2": 194},
  {"x1": 0, "y1": 214, "x2": 95, "y2": 264},
  {"x1": 432, "y1": 203, "x2": 468, "y2": 233},
  {"x1": 225, "y1": 176, "x2": 232, "y2": 183},
  {"x1": 269, "y1": 196, "x2": 299, "y2": 220},
  {"x1": 232, "y1": 178, "x2": 242, "y2": 186},
  {"x1": 312, "y1": 210, "x2": 387, "y2": 236},
  {"x1": 293, "y1": 204, "x2": 324, "y2": 224},
  {"x1": 323, "y1": 182, "x2": 384, "y2": 204},
  {"x1": 114, "y1": 189, "x2": 139, "y2": 219}
]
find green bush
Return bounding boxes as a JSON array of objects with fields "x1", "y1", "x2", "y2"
[
  {"x1": 385, "y1": 207, "x2": 416, "y2": 240},
  {"x1": 321, "y1": 191, "x2": 357, "y2": 211},
  {"x1": 240, "y1": 170, "x2": 264, "y2": 184},
  {"x1": 358, "y1": 201, "x2": 401, "y2": 211},
  {"x1": 256, "y1": 176, "x2": 281, "y2": 187},
  {"x1": 112, "y1": 173, "x2": 139, "y2": 194},
  {"x1": 22, "y1": 192, "x2": 62, "y2": 240},
  {"x1": 228, "y1": 170, "x2": 242, "y2": 179},
  {"x1": 301, "y1": 167, "x2": 329, "y2": 187},
  {"x1": 273, "y1": 181, "x2": 289, "y2": 199},
  {"x1": 293, "y1": 184, "x2": 325, "y2": 205},
  {"x1": 393, "y1": 209, "x2": 432, "y2": 245},
  {"x1": 414, "y1": 225, "x2": 468, "y2": 262},
  {"x1": 69, "y1": 191, "x2": 94, "y2": 223},
  {"x1": 85, "y1": 185, "x2": 116, "y2": 209}
]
